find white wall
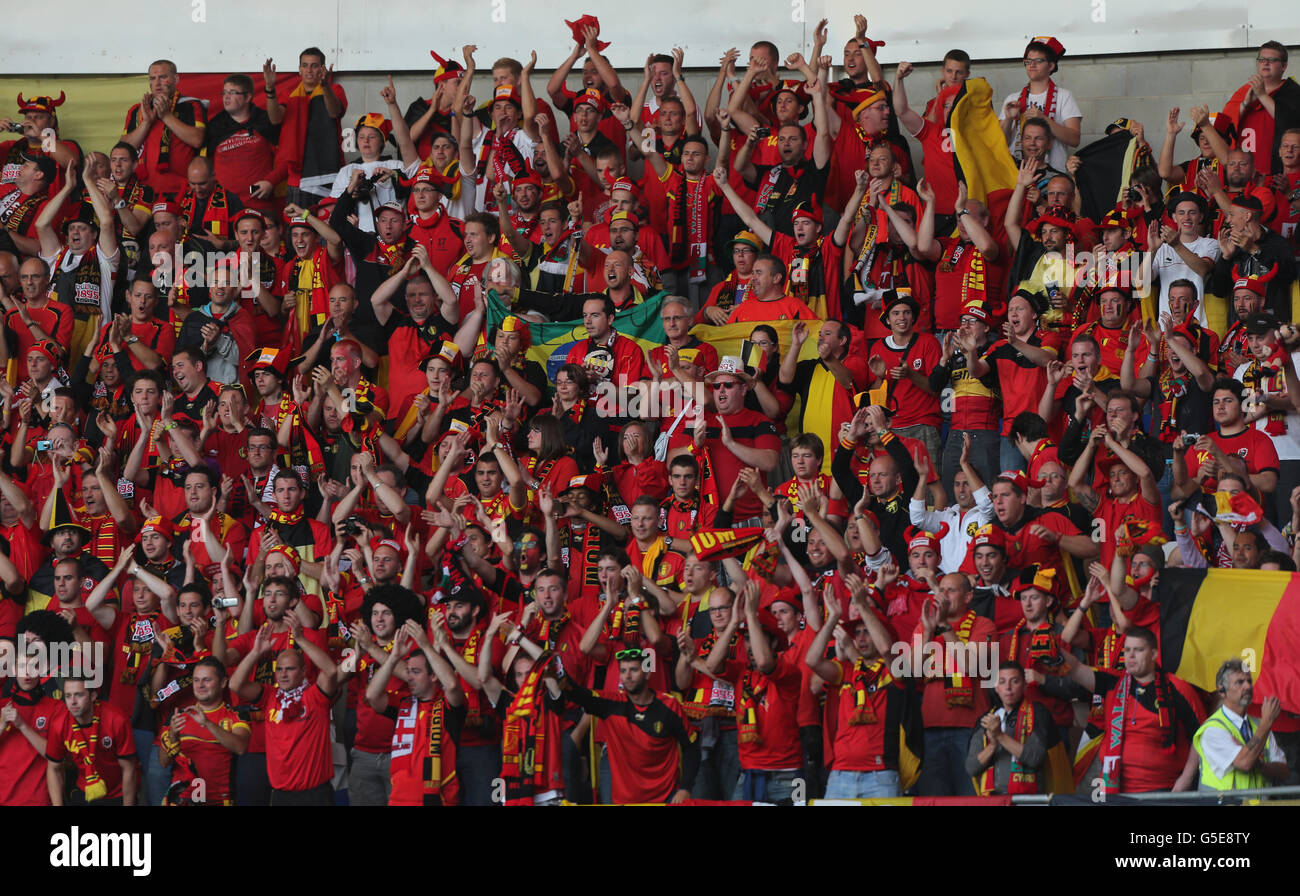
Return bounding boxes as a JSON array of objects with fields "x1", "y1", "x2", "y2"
[{"x1": 5, "y1": 0, "x2": 1298, "y2": 74}]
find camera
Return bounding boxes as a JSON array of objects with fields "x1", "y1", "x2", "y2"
[
  {"x1": 754, "y1": 127, "x2": 771, "y2": 139},
  {"x1": 4, "y1": 122, "x2": 23, "y2": 134},
  {"x1": 35, "y1": 440, "x2": 51, "y2": 451},
  {"x1": 340, "y1": 516, "x2": 366, "y2": 537},
  {"x1": 213, "y1": 596, "x2": 239, "y2": 609},
  {"x1": 1126, "y1": 187, "x2": 1142, "y2": 203},
  {"x1": 354, "y1": 173, "x2": 380, "y2": 202}
]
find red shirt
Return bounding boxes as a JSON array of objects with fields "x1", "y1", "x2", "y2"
[
  {"x1": 565, "y1": 332, "x2": 651, "y2": 387},
  {"x1": 667, "y1": 410, "x2": 781, "y2": 519},
  {"x1": 124, "y1": 97, "x2": 208, "y2": 197},
  {"x1": 611, "y1": 458, "x2": 669, "y2": 505},
  {"x1": 734, "y1": 649, "x2": 803, "y2": 770},
  {"x1": 45, "y1": 701, "x2": 135, "y2": 800},
  {"x1": 584, "y1": 689, "x2": 696, "y2": 803},
  {"x1": 868, "y1": 332, "x2": 944, "y2": 428},
  {"x1": 1094, "y1": 670, "x2": 1204, "y2": 793},
  {"x1": 172, "y1": 703, "x2": 249, "y2": 804},
  {"x1": 1184, "y1": 427, "x2": 1281, "y2": 493},
  {"x1": 914, "y1": 119, "x2": 959, "y2": 215},
  {"x1": 352, "y1": 648, "x2": 408, "y2": 754},
  {"x1": 5, "y1": 302, "x2": 74, "y2": 363},
  {"x1": 260, "y1": 683, "x2": 334, "y2": 792},
  {"x1": 725, "y1": 294, "x2": 819, "y2": 324},
  {"x1": 0, "y1": 686, "x2": 59, "y2": 805},
  {"x1": 827, "y1": 657, "x2": 902, "y2": 772}
]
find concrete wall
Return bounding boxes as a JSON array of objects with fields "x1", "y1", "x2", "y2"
[{"x1": 343, "y1": 45, "x2": 1267, "y2": 169}]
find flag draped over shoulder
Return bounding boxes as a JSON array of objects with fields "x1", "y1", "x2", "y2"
[
  {"x1": 1155, "y1": 568, "x2": 1300, "y2": 714},
  {"x1": 947, "y1": 77, "x2": 1017, "y2": 207},
  {"x1": 1073, "y1": 131, "x2": 1141, "y2": 221},
  {"x1": 486, "y1": 291, "x2": 668, "y2": 382}
]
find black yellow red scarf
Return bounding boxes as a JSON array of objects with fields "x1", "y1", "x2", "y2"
[
  {"x1": 737, "y1": 669, "x2": 766, "y2": 744},
  {"x1": 848, "y1": 657, "x2": 893, "y2": 725},
  {"x1": 942, "y1": 611, "x2": 978, "y2": 708},
  {"x1": 66, "y1": 713, "x2": 109, "y2": 801}
]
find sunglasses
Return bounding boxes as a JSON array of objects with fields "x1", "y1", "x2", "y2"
[
  {"x1": 711, "y1": 381, "x2": 741, "y2": 390},
  {"x1": 615, "y1": 648, "x2": 644, "y2": 661}
]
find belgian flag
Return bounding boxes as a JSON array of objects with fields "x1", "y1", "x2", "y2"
[
  {"x1": 1072, "y1": 130, "x2": 1143, "y2": 222},
  {"x1": 1155, "y1": 568, "x2": 1300, "y2": 714}
]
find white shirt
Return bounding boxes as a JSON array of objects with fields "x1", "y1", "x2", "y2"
[
  {"x1": 1153, "y1": 237, "x2": 1220, "y2": 323},
  {"x1": 908, "y1": 486, "x2": 995, "y2": 573},
  {"x1": 1234, "y1": 351, "x2": 1300, "y2": 460},
  {"x1": 999, "y1": 86, "x2": 1082, "y2": 172},
  {"x1": 329, "y1": 158, "x2": 419, "y2": 234},
  {"x1": 1199, "y1": 705, "x2": 1285, "y2": 780}
]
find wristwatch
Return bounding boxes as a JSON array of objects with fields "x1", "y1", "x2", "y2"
[{"x1": 114, "y1": 199, "x2": 126, "y2": 210}]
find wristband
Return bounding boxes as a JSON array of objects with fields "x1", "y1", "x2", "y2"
[{"x1": 839, "y1": 435, "x2": 858, "y2": 451}]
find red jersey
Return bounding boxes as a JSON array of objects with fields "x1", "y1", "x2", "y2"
[
  {"x1": 45, "y1": 701, "x2": 135, "y2": 800},
  {"x1": 565, "y1": 332, "x2": 652, "y2": 387},
  {"x1": 409, "y1": 208, "x2": 465, "y2": 276},
  {"x1": 868, "y1": 332, "x2": 944, "y2": 428},
  {"x1": 1094, "y1": 670, "x2": 1204, "y2": 793},
  {"x1": 659, "y1": 492, "x2": 716, "y2": 540},
  {"x1": 667, "y1": 411, "x2": 781, "y2": 519},
  {"x1": 260, "y1": 682, "x2": 334, "y2": 792},
  {"x1": 826, "y1": 657, "x2": 903, "y2": 772},
  {"x1": 0, "y1": 685, "x2": 59, "y2": 805},
  {"x1": 573, "y1": 688, "x2": 697, "y2": 803},
  {"x1": 734, "y1": 649, "x2": 803, "y2": 770},
  {"x1": 1095, "y1": 493, "x2": 1161, "y2": 570},
  {"x1": 172, "y1": 703, "x2": 249, "y2": 804},
  {"x1": 1184, "y1": 427, "x2": 1281, "y2": 493}
]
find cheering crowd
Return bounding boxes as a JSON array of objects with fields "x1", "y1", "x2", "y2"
[{"x1": 0, "y1": 14, "x2": 1297, "y2": 806}]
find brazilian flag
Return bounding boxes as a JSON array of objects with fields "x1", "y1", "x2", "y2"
[{"x1": 487, "y1": 291, "x2": 668, "y2": 383}]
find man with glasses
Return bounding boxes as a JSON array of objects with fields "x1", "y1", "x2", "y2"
[
  {"x1": 1233, "y1": 41, "x2": 1300, "y2": 177},
  {"x1": 1000, "y1": 37, "x2": 1081, "y2": 173},
  {"x1": 205, "y1": 74, "x2": 281, "y2": 213},
  {"x1": 649, "y1": 296, "x2": 719, "y2": 384},
  {"x1": 674, "y1": 583, "x2": 742, "y2": 800}
]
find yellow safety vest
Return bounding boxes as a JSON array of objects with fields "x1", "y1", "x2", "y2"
[{"x1": 1192, "y1": 708, "x2": 1269, "y2": 791}]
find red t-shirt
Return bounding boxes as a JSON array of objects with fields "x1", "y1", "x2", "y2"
[
  {"x1": 933, "y1": 237, "x2": 1007, "y2": 331},
  {"x1": 667, "y1": 410, "x2": 781, "y2": 519},
  {"x1": 0, "y1": 688, "x2": 59, "y2": 805},
  {"x1": 734, "y1": 649, "x2": 803, "y2": 771},
  {"x1": 260, "y1": 682, "x2": 334, "y2": 792},
  {"x1": 914, "y1": 119, "x2": 959, "y2": 215},
  {"x1": 587, "y1": 690, "x2": 696, "y2": 803},
  {"x1": 172, "y1": 703, "x2": 250, "y2": 804},
  {"x1": 565, "y1": 332, "x2": 652, "y2": 387},
  {"x1": 45, "y1": 701, "x2": 135, "y2": 800},
  {"x1": 1184, "y1": 427, "x2": 1281, "y2": 493},
  {"x1": 725, "y1": 294, "x2": 820, "y2": 324},
  {"x1": 868, "y1": 332, "x2": 944, "y2": 428},
  {"x1": 827, "y1": 657, "x2": 902, "y2": 772}
]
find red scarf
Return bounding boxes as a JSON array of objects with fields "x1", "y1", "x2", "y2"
[
  {"x1": 942, "y1": 611, "x2": 979, "y2": 708},
  {"x1": 1018, "y1": 79, "x2": 1059, "y2": 124},
  {"x1": 982, "y1": 702, "x2": 1040, "y2": 794}
]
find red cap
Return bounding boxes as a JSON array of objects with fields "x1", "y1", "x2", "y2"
[
  {"x1": 152, "y1": 200, "x2": 182, "y2": 218},
  {"x1": 140, "y1": 516, "x2": 175, "y2": 541},
  {"x1": 905, "y1": 523, "x2": 948, "y2": 556},
  {"x1": 995, "y1": 469, "x2": 1044, "y2": 494},
  {"x1": 574, "y1": 87, "x2": 608, "y2": 112},
  {"x1": 563, "y1": 472, "x2": 604, "y2": 493},
  {"x1": 970, "y1": 524, "x2": 1006, "y2": 554},
  {"x1": 27, "y1": 339, "x2": 60, "y2": 366},
  {"x1": 233, "y1": 208, "x2": 269, "y2": 229},
  {"x1": 564, "y1": 15, "x2": 610, "y2": 51},
  {"x1": 370, "y1": 537, "x2": 404, "y2": 557}
]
